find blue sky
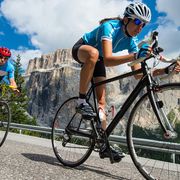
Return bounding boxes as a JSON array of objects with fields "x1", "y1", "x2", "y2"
[{"x1": 0, "y1": 0, "x2": 180, "y2": 70}]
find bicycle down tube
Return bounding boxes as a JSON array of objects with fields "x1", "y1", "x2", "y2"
[{"x1": 87, "y1": 62, "x2": 169, "y2": 138}]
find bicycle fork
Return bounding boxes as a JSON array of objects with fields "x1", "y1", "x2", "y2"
[{"x1": 150, "y1": 89, "x2": 177, "y2": 140}]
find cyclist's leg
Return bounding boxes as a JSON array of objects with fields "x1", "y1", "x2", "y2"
[
  {"x1": 93, "y1": 57, "x2": 107, "y2": 130},
  {"x1": 93, "y1": 76, "x2": 106, "y2": 130},
  {"x1": 72, "y1": 39, "x2": 99, "y2": 117},
  {"x1": 77, "y1": 46, "x2": 99, "y2": 94},
  {"x1": 77, "y1": 46, "x2": 99, "y2": 116},
  {"x1": 93, "y1": 58, "x2": 125, "y2": 162}
]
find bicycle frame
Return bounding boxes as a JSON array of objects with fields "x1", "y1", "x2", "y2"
[{"x1": 86, "y1": 61, "x2": 168, "y2": 138}]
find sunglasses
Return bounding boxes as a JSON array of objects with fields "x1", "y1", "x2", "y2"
[{"x1": 133, "y1": 18, "x2": 146, "y2": 27}]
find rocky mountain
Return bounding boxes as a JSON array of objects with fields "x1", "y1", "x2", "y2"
[
  {"x1": 25, "y1": 49, "x2": 179, "y2": 134},
  {"x1": 25, "y1": 48, "x2": 131, "y2": 127},
  {"x1": 25, "y1": 49, "x2": 80, "y2": 125}
]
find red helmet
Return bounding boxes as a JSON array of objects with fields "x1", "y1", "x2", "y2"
[{"x1": 0, "y1": 47, "x2": 11, "y2": 58}]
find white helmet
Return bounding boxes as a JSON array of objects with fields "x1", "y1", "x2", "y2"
[{"x1": 124, "y1": 2, "x2": 151, "y2": 23}]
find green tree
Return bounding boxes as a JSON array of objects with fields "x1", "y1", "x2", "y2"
[
  {"x1": 1, "y1": 55, "x2": 37, "y2": 126},
  {"x1": 0, "y1": 55, "x2": 50, "y2": 138},
  {"x1": 12, "y1": 54, "x2": 37, "y2": 125},
  {"x1": 14, "y1": 54, "x2": 25, "y2": 89}
]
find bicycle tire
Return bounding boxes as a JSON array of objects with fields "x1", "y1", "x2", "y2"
[
  {"x1": 127, "y1": 83, "x2": 180, "y2": 180},
  {"x1": 51, "y1": 97, "x2": 96, "y2": 167},
  {"x1": 0, "y1": 101, "x2": 11, "y2": 147}
]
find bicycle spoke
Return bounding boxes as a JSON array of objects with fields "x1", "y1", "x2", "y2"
[
  {"x1": 0, "y1": 101, "x2": 10, "y2": 147},
  {"x1": 127, "y1": 83, "x2": 180, "y2": 179},
  {"x1": 51, "y1": 97, "x2": 95, "y2": 167}
]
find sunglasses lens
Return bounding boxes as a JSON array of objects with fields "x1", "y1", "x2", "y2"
[
  {"x1": 134, "y1": 18, "x2": 146, "y2": 28},
  {"x1": 134, "y1": 18, "x2": 142, "y2": 25}
]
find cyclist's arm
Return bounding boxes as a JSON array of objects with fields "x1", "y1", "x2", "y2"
[
  {"x1": 131, "y1": 63, "x2": 142, "y2": 79},
  {"x1": 102, "y1": 40, "x2": 135, "y2": 66},
  {"x1": 153, "y1": 60, "x2": 180, "y2": 76},
  {"x1": 102, "y1": 40, "x2": 144, "y2": 79},
  {"x1": 131, "y1": 60, "x2": 180, "y2": 79},
  {"x1": 9, "y1": 78, "x2": 18, "y2": 88},
  {"x1": 5, "y1": 76, "x2": 20, "y2": 96},
  {"x1": 174, "y1": 60, "x2": 180, "y2": 72},
  {"x1": 9, "y1": 78, "x2": 20, "y2": 94}
]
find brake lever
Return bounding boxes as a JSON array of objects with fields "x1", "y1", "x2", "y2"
[{"x1": 153, "y1": 47, "x2": 164, "y2": 55}]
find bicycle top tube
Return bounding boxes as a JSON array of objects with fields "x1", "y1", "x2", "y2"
[{"x1": 93, "y1": 68, "x2": 143, "y2": 88}]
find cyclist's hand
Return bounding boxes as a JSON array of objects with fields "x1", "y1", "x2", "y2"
[
  {"x1": 174, "y1": 60, "x2": 180, "y2": 74},
  {"x1": 9, "y1": 86, "x2": 21, "y2": 96},
  {"x1": 136, "y1": 43, "x2": 152, "y2": 59},
  {"x1": 13, "y1": 88, "x2": 20, "y2": 96}
]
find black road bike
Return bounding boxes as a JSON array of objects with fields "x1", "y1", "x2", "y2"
[
  {"x1": 0, "y1": 85, "x2": 11, "y2": 147},
  {"x1": 51, "y1": 32, "x2": 180, "y2": 180}
]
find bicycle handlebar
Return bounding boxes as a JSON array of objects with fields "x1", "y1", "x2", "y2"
[
  {"x1": 128, "y1": 54, "x2": 178, "y2": 67},
  {"x1": 128, "y1": 31, "x2": 179, "y2": 67},
  {"x1": 9, "y1": 85, "x2": 18, "y2": 89},
  {"x1": 128, "y1": 57, "x2": 145, "y2": 67}
]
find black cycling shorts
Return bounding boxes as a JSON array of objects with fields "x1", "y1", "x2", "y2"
[{"x1": 72, "y1": 38, "x2": 106, "y2": 77}]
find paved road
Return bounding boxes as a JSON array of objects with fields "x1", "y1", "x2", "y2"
[{"x1": 0, "y1": 132, "x2": 144, "y2": 180}]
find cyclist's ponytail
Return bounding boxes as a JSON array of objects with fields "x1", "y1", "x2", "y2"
[{"x1": 99, "y1": 16, "x2": 123, "y2": 24}]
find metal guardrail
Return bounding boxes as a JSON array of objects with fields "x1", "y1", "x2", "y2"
[
  {"x1": 9, "y1": 123, "x2": 178, "y2": 162},
  {"x1": 10, "y1": 123, "x2": 52, "y2": 134}
]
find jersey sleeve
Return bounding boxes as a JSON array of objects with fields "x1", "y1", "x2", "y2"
[
  {"x1": 8, "y1": 62, "x2": 15, "y2": 79},
  {"x1": 100, "y1": 22, "x2": 114, "y2": 42},
  {"x1": 128, "y1": 36, "x2": 139, "y2": 53}
]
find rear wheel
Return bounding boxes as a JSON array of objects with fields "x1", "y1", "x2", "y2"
[
  {"x1": 127, "y1": 83, "x2": 180, "y2": 180},
  {"x1": 51, "y1": 97, "x2": 96, "y2": 167},
  {"x1": 0, "y1": 101, "x2": 11, "y2": 147}
]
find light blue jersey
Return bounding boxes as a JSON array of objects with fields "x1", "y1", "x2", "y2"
[
  {"x1": 82, "y1": 20, "x2": 139, "y2": 57},
  {"x1": 0, "y1": 61, "x2": 14, "y2": 82}
]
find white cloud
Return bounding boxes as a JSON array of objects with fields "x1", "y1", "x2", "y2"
[
  {"x1": 11, "y1": 48, "x2": 42, "y2": 69},
  {"x1": 1, "y1": 0, "x2": 130, "y2": 53},
  {"x1": 1, "y1": 0, "x2": 179, "y2": 71},
  {"x1": 157, "y1": 24, "x2": 180, "y2": 58},
  {"x1": 156, "y1": 0, "x2": 180, "y2": 26},
  {"x1": 156, "y1": 0, "x2": 180, "y2": 58}
]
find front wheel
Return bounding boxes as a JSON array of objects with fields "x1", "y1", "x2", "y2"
[
  {"x1": 51, "y1": 97, "x2": 96, "y2": 167},
  {"x1": 0, "y1": 101, "x2": 11, "y2": 147},
  {"x1": 127, "y1": 83, "x2": 180, "y2": 180}
]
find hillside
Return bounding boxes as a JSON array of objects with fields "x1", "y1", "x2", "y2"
[{"x1": 25, "y1": 48, "x2": 180, "y2": 135}]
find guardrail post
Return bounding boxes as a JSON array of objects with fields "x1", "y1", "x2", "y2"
[{"x1": 171, "y1": 153, "x2": 175, "y2": 163}]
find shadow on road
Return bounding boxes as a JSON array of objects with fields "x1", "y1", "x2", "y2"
[
  {"x1": 76, "y1": 164, "x2": 130, "y2": 180},
  {"x1": 22, "y1": 153, "x2": 130, "y2": 180},
  {"x1": 21, "y1": 153, "x2": 62, "y2": 167}
]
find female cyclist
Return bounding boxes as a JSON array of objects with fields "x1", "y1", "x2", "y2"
[
  {"x1": 72, "y1": 2, "x2": 180, "y2": 162},
  {"x1": 0, "y1": 47, "x2": 19, "y2": 93}
]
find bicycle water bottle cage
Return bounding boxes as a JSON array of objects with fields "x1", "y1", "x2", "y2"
[{"x1": 156, "y1": 101, "x2": 163, "y2": 108}]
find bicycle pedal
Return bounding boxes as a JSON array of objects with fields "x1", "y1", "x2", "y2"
[
  {"x1": 109, "y1": 152, "x2": 123, "y2": 163},
  {"x1": 82, "y1": 114, "x2": 96, "y2": 120},
  {"x1": 110, "y1": 157, "x2": 122, "y2": 164}
]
